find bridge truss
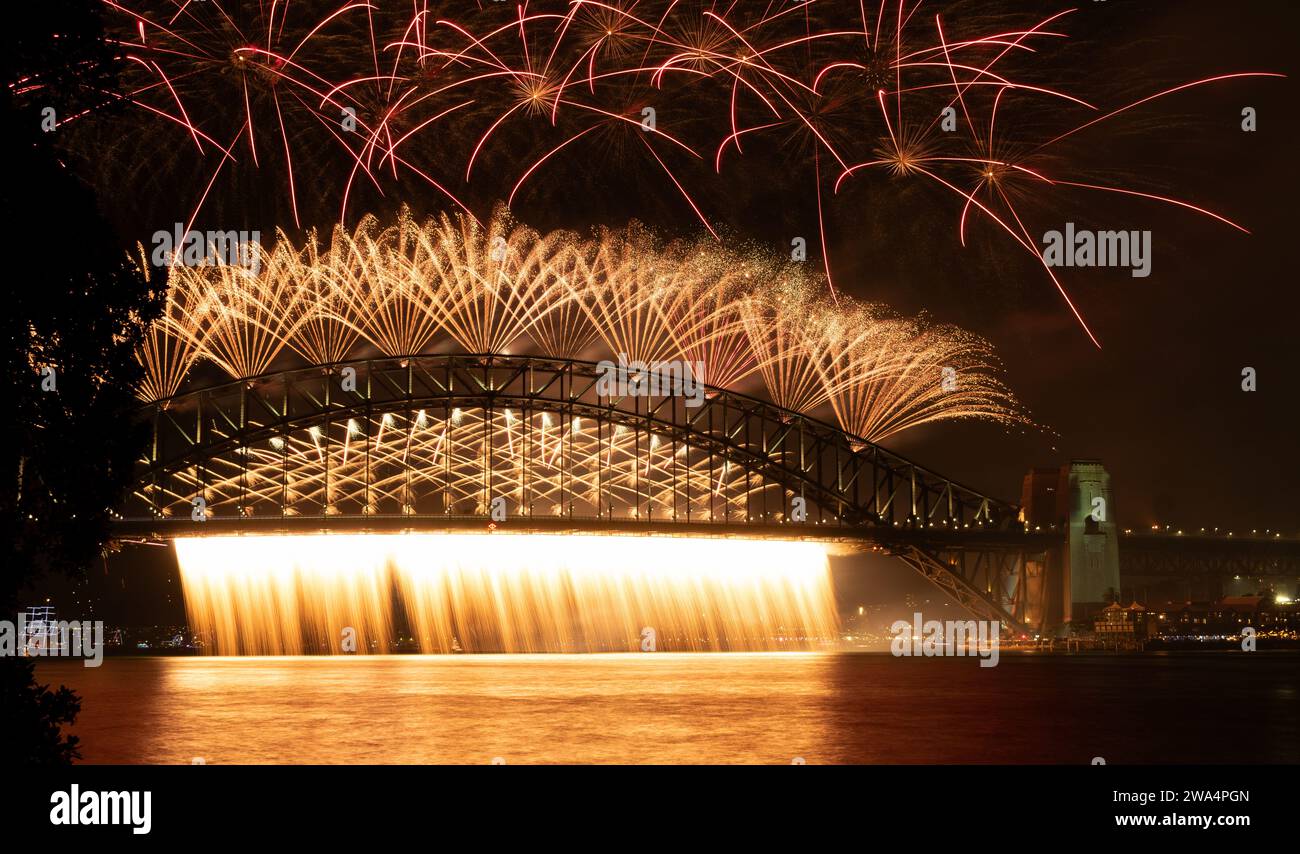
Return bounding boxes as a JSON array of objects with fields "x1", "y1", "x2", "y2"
[{"x1": 117, "y1": 354, "x2": 1058, "y2": 633}]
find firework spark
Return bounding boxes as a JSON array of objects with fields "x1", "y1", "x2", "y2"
[
  {"x1": 28, "y1": 1, "x2": 1278, "y2": 344},
  {"x1": 139, "y1": 207, "x2": 1028, "y2": 451}
]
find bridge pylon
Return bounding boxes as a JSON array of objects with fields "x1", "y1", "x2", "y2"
[{"x1": 1021, "y1": 460, "x2": 1121, "y2": 632}]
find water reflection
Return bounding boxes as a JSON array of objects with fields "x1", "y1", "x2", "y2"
[{"x1": 40, "y1": 652, "x2": 1300, "y2": 764}]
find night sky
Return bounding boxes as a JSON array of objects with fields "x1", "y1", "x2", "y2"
[
  {"x1": 22, "y1": 0, "x2": 1300, "y2": 623},
  {"x1": 891, "y1": 1, "x2": 1298, "y2": 534}
]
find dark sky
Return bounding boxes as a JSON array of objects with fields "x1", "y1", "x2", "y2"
[
  {"x1": 505, "y1": 0, "x2": 1300, "y2": 535},
  {"x1": 883, "y1": 0, "x2": 1299, "y2": 534},
  {"x1": 839, "y1": 0, "x2": 1299, "y2": 616},
  {"x1": 25, "y1": 0, "x2": 1300, "y2": 622}
]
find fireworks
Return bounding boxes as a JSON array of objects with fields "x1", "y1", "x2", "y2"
[
  {"x1": 135, "y1": 209, "x2": 1023, "y2": 645},
  {"x1": 27, "y1": 1, "x2": 1277, "y2": 346},
  {"x1": 141, "y1": 207, "x2": 1027, "y2": 449},
  {"x1": 176, "y1": 534, "x2": 839, "y2": 653}
]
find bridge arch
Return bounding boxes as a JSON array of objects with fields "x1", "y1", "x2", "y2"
[{"x1": 118, "y1": 354, "x2": 1050, "y2": 631}]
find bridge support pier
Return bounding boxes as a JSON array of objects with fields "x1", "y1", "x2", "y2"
[{"x1": 1021, "y1": 460, "x2": 1121, "y2": 632}]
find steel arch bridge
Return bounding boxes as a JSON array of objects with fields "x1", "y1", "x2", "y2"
[{"x1": 114, "y1": 354, "x2": 1059, "y2": 633}]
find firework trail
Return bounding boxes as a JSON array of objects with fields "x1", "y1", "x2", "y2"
[{"x1": 20, "y1": 1, "x2": 1283, "y2": 344}]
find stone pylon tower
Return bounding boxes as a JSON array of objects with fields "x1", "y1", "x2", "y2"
[
  {"x1": 1061, "y1": 460, "x2": 1121, "y2": 620},
  {"x1": 1020, "y1": 460, "x2": 1121, "y2": 630}
]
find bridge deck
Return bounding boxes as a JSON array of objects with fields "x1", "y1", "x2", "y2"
[{"x1": 113, "y1": 514, "x2": 1063, "y2": 554}]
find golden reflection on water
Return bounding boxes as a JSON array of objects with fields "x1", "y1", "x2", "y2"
[
  {"x1": 56, "y1": 653, "x2": 841, "y2": 764},
  {"x1": 39, "y1": 651, "x2": 1300, "y2": 763}
]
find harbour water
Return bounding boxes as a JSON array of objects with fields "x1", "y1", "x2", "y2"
[{"x1": 38, "y1": 650, "x2": 1300, "y2": 764}]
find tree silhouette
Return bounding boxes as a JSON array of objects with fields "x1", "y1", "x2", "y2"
[
  {"x1": 1, "y1": 0, "x2": 162, "y2": 764},
  {"x1": 0, "y1": 659, "x2": 82, "y2": 764}
]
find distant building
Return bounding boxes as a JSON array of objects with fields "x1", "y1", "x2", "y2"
[
  {"x1": 1094, "y1": 601, "x2": 1153, "y2": 641},
  {"x1": 1152, "y1": 594, "x2": 1298, "y2": 639},
  {"x1": 1217, "y1": 595, "x2": 1269, "y2": 618}
]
